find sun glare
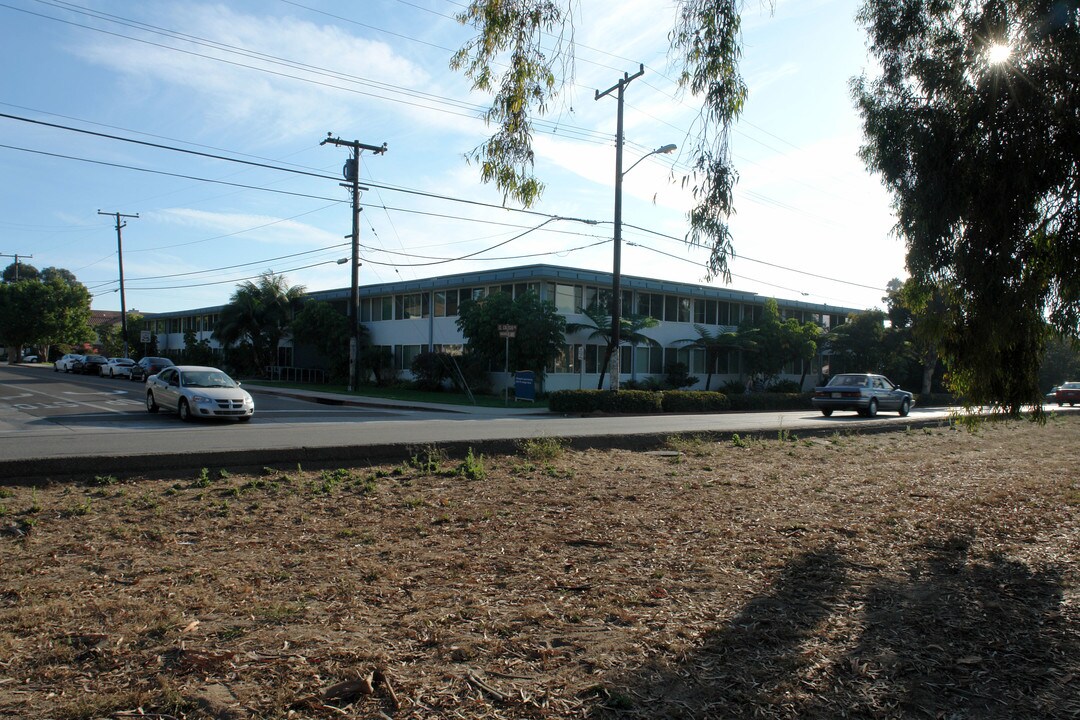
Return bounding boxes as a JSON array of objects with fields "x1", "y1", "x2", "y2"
[{"x1": 987, "y1": 42, "x2": 1012, "y2": 64}]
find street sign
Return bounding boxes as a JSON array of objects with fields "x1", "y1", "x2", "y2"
[
  {"x1": 139, "y1": 330, "x2": 151, "y2": 343},
  {"x1": 498, "y1": 323, "x2": 517, "y2": 338}
]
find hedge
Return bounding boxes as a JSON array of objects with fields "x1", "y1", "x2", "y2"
[{"x1": 549, "y1": 389, "x2": 727, "y2": 414}]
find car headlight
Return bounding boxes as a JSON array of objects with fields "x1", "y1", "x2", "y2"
[{"x1": 191, "y1": 394, "x2": 213, "y2": 404}]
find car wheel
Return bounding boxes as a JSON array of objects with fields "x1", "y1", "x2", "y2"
[
  {"x1": 898, "y1": 398, "x2": 911, "y2": 417},
  {"x1": 866, "y1": 399, "x2": 878, "y2": 418},
  {"x1": 237, "y1": 415, "x2": 252, "y2": 423},
  {"x1": 820, "y1": 409, "x2": 833, "y2": 417},
  {"x1": 146, "y1": 391, "x2": 159, "y2": 413},
  {"x1": 178, "y1": 399, "x2": 193, "y2": 422},
  {"x1": 53, "y1": 364, "x2": 58, "y2": 372}
]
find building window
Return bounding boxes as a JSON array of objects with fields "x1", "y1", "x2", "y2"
[
  {"x1": 360, "y1": 298, "x2": 372, "y2": 322},
  {"x1": 380, "y1": 296, "x2": 393, "y2": 321},
  {"x1": 397, "y1": 293, "x2": 425, "y2": 319},
  {"x1": 446, "y1": 289, "x2": 459, "y2": 316}
]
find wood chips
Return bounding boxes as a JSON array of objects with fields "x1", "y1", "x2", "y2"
[{"x1": 1, "y1": 416, "x2": 1078, "y2": 718}]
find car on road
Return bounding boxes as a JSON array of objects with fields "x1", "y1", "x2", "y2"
[
  {"x1": 129, "y1": 356, "x2": 175, "y2": 382},
  {"x1": 1055, "y1": 381, "x2": 1080, "y2": 407},
  {"x1": 74, "y1": 354, "x2": 109, "y2": 375},
  {"x1": 20, "y1": 354, "x2": 39, "y2": 363},
  {"x1": 54, "y1": 353, "x2": 86, "y2": 372},
  {"x1": 103, "y1": 357, "x2": 136, "y2": 378},
  {"x1": 812, "y1": 373, "x2": 913, "y2": 418},
  {"x1": 145, "y1": 365, "x2": 254, "y2": 422}
]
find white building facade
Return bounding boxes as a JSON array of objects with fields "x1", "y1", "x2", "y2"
[{"x1": 140, "y1": 264, "x2": 860, "y2": 392}]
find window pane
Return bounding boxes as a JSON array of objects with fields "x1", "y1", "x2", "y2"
[
  {"x1": 665, "y1": 295, "x2": 677, "y2": 322},
  {"x1": 694, "y1": 299, "x2": 706, "y2": 324},
  {"x1": 446, "y1": 290, "x2": 459, "y2": 316},
  {"x1": 554, "y1": 284, "x2": 576, "y2": 313},
  {"x1": 434, "y1": 291, "x2": 446, "y2": 317},
  {"x1": 679, "y1": 298, "x2": 691, "y2": 323}
]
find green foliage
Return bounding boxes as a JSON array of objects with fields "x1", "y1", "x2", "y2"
[
  {"x1": 213, "y1": 272, "x2": 306, "y2": 376},
  {"x1": 661, "y1": 390, "x2": 731, "y2": 413},
  {"x1": 194, "y1": 468, "x2": 212, "y2": 488},
  {"x1": 854, "y1": 0, "x2": 1080, "y2": 415},
  {"x1": 410, "y1": 351, "x2": 454, "y2": 391},
  {"x1": 674, "y1": 325, "x2": 745, "y2": 391},
  {"x1": 451, "y1": 1, "x2": 767, "y2": 279},
  {"x1": 826, "y1": 310, "x2": 888, "y2": 374},
  {"x1": 519, "y1": 436, "x2": 568, "y2": 462},
  {"x1": 290, "y1": 300, "x2": 352, "y2": 382},
  {"x1": 664, "y1": 361, "x2": 699, "y2": 390},
  {"x1": 597, "y1": 390, "x2": 665, "y2": 414},
  {"x1": 566, "y1": 303, "x2": 659, "y2": 389},
  {"x1": 178, "y1": 328, "x2": 216, "y2": 366},
  {"x1": 0, "y1": 273, "x2": 94, "y2": 353},
  {"x1": 450, "y1": 1, "x2": 570, "y2": 207},
  {"x1": 456, "y1": 448, "x2": 487, "y2": 481},
  {"x1": 741, "y1": 299, "x2": 820, "y2": 385},
  {"x1": 456, "y1": 290, "x2": 566, "y2": 382}
]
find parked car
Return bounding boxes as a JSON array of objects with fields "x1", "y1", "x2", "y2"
[
  {"x1": 1055, "y1": 381, "x2": 1080, "y2": 407},
  {"x1": 812, "y1": 373, "x2": 914, "y2": 418},
  {"x1": 54, "y1": 353, "x2": 86, "y2": 373},
  {"x1": 21, "y1": 354, "x2": 39, "y2": 363},
  {"x1": 74, "y1": 354, "x2": 109, "y2": 375},
  {"x1": 129, "y1": 356, "x2": 175, "y2": 382},
  {"x1": 1045, "y1": 386, "x2": 1061, "y2": 403},
  {"x1": 103, "y1": 357, "x2": 137, "y2": 378},
  {"x1": 145, "y1": 365, "x2": 254, "y2": 422}
]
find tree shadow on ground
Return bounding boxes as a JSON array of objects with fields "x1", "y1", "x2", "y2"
[{"x1": 591, "y1": 540, "x2": 1078, "y2": 719}]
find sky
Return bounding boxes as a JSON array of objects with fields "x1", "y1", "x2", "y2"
[{"x1": 0, "y1": 0, "x2": 906, "y2": 316}]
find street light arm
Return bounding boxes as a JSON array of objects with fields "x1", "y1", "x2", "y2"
[{"x1": 621, "y1": 144, "x2": 677, "y2": 178}]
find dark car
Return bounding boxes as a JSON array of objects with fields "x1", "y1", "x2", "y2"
[
  {"x1": 1055, "y1": 381, "x2": 1080, "y2": 407},
  {"x1": 74, "y1": 354, "x2": 109, "y2": 375},
  {"x1": 812, "y1": 373, "x2": 914, "y2": 418},
  {"x1": 130, "y1": 356, "x2": 175, "y2": 382}
]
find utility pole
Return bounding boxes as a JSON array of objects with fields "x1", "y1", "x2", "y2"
[
  {"x1": 1, "y1": 253, "x2": 33, "y2": 281},
  {"x1": 98, "y1": 210, "x2": 139, "y2": 357},
  {"x1": 320, "y1": 133, "x2": 387, "y2": 392},
  {"x1": 596, "y1": 64, "x2": 644, "y2": 392}
]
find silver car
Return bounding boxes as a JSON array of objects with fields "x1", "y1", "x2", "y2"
[
  {"x1": 103, "y1": 357, "x2": 136, "y2": 378},
  {"x1": 812, "y1": 373, "x2": 913, "y2": 418},
  {"x1": 145, "y1": 365, "x2": 254, "y2": 422}
]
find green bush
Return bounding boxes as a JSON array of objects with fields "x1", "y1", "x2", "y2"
[
  {"x1": 765, "y1": 379, "x2": 802, "y2": 393},
  {"x1": 598, "y1": 390, "x2": 664, "y2": 414},
  {"x1": 549, "y1": 390, "x2": 603, "y2": 413},
  {"x1": 661, "y1": 390, "x2": 731, "y2": 412}
]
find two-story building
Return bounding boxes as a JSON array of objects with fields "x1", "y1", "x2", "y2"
[{"x1": 139, "y1": 263, "x2": 860, "y2": 391}]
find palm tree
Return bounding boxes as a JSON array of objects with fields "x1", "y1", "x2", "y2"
[
  {"x1": 566, "y1": 304, "x2": 659, "y2": 389},
  {"x1": 675, "y1": 324, "x2": 744, "y2": 391},
  {"x1": 214, "y1": 272, "x2": 306, "y2": 375}
]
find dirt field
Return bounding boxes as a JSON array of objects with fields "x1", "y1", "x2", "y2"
[{"x1": 1, "y1": 416, "x2": 1078, "y2": 719}]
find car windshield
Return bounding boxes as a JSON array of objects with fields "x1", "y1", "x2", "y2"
[
  {"x1": 827, "y1": 374, "x2": 868, "y2": 387},
  {"x1": 181, "y1": 371, "x2": 235, "y2": 389},
  {"x1": 1063, "y1": 382, "x2": 1080, "y2": 389}
]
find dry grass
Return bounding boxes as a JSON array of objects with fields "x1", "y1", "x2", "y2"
[{"x1": 1, "y1": 416, "x2": 1078, "y2": 719}]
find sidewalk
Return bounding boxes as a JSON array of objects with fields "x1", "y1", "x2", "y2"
[{"x1": 243, "y1": 383, "x2": 550, "y2": 417}]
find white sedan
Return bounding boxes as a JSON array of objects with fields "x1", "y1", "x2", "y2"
[
  {"x1": 103, "y1": 357, "x2": 136, "y2": 378},
  {"x1": 145, "y1": 365, "x2": 254, "y2": 422}
]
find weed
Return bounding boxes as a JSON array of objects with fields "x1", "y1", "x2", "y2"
[
  {"x1": 404, "y1": 496, "x2": 425, "y2": 509},
  {"x1": 316, "y1": 468, "x2": 353, "y2": 494},
  {"x1": 29, "y1": 489, "x2": 42, "y2": 513},
  {"x1": 218, "y1": 469, "x2": 232, "y2": 480},
  {"x1": 409, "y1": 446, "x2": 446, "y2": 474},
  {"x1": 353, "y1": 475, "x2": 378, "y2": 495},
  {"x1": 64, "y1": 496, "x2": 93, "y2": 517},
  {"x1": 456, "y1": 447, "x2": 486, "y2": 481},
  {"x1": 520, "y1": 436, "x2": 568, "y2": 462},
  {"x1": 0, "y1": 503, "x2": 7, "y2": 517},
  {"x1": 91, "y1": 474, "x2": 117, "y2": 487},
  {"x1": 194, "y1": 468, "x2": 212, "y2": 488},
  {"x1": 0, "y1": 488, "x2": 11, "y2": 499},
  {"x1": 731, "y1": 433, "x2": 750, "y2": 448}
]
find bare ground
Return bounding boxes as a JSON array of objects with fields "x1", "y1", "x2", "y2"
[{"x1": 1, "y1": 416, "x2": 1078, "y2": 719}]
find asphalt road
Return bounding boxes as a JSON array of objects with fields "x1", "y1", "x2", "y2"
[{"x1": 0, "y1": 363, "x2": 1016, "y2": 481}]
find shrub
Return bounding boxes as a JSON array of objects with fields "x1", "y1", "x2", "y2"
[
  {"x1": 662, "y1": 390, "x2": 731, "y2": 413},
  {"x1": 597, "y1": 390, "x2": 664, "y2": 414},
  {"x1": 410, "y1": 351, "x2": 453, "y2": 391},
  {"x1": 664, "y1": 361, "x2": 699, "y2": 390},
  {"x1": 549, "y1": 390, "x2": 604, "y2": 413},
  {"x1": 765, "y1": 379, "x2": 802, "y2": 393}
]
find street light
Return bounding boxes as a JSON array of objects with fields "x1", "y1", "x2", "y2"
[{"x1": 608, "y1": 142, "x2": 676, "y2": 391}]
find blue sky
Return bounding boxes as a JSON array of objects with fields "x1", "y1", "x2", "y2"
[{"x1": 0, "y1": 0, "x2": 904, "y2": 315}]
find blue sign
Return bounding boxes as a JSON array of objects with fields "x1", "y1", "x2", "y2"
[{"x1": 514, "y1": 371, "x2": 535, "y2": 402}]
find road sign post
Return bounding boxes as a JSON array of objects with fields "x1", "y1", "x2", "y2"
[{"x1": 498, "y1": 324, "x2": 517, "y2": 405}]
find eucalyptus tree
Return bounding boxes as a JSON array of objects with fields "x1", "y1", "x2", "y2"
[
  {"x1": 451, "y1": 0, "x2": 773, "y2": 281},
  {"x1": 854, "y1": 0, "x2": 1080, "y2": 415}
]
